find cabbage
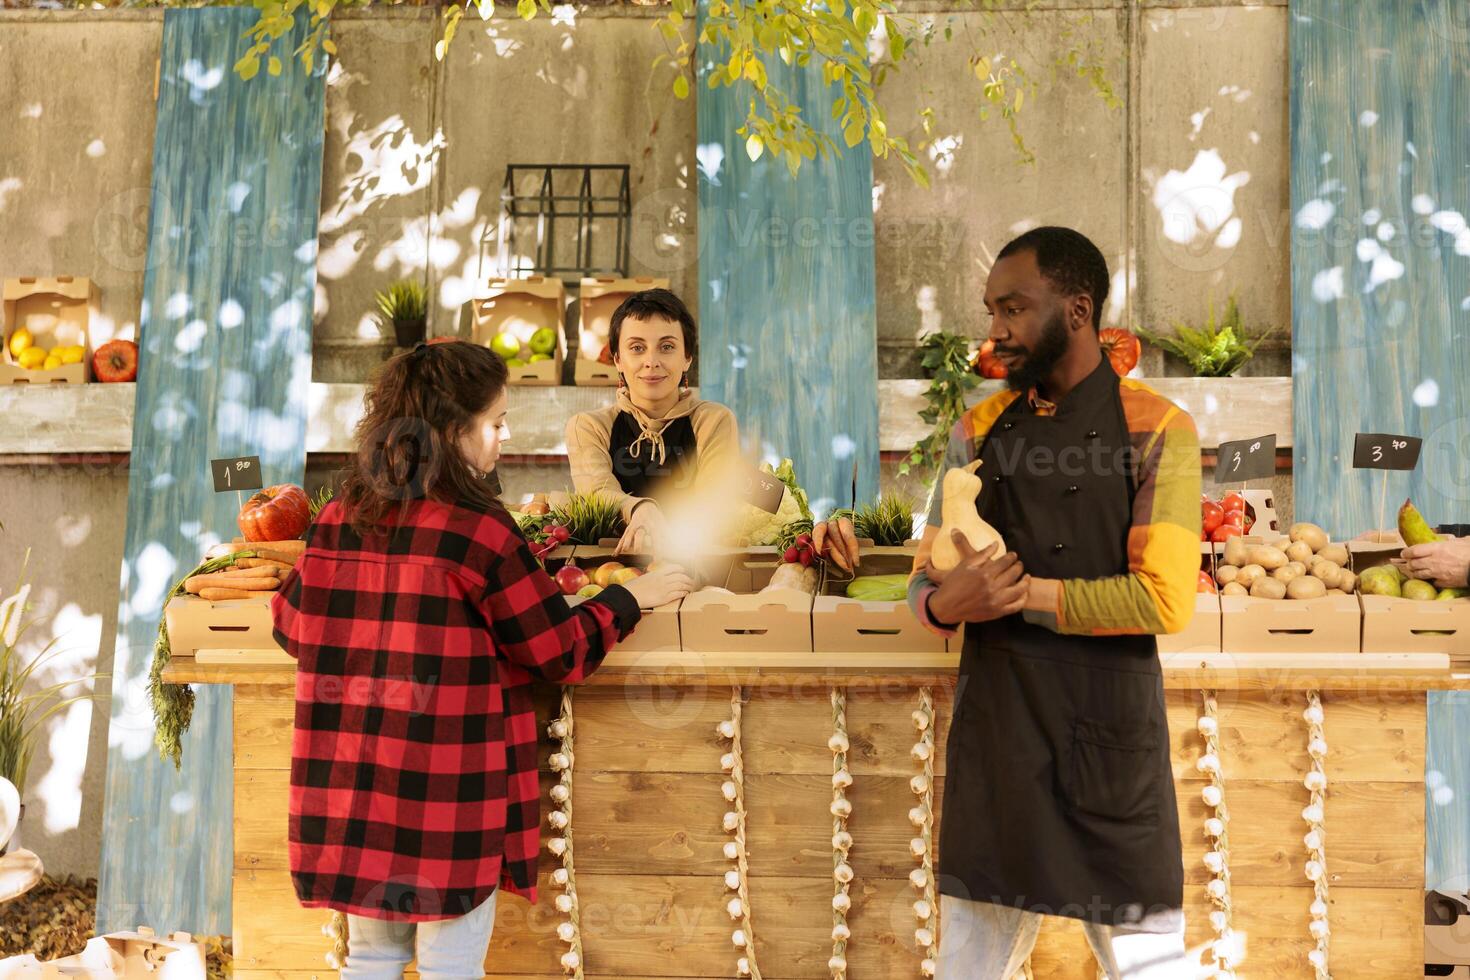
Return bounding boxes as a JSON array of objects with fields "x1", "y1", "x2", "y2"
[{"x1": 845, "y1": 575, "x2": 910, "y2": 602}]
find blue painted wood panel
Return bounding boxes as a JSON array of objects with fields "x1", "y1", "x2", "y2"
[
  {"x1": 96, "y1": 9, "x2": 324, "y2": 934},
  {"x1": 1290, "y1": 0, "x2": 1470, "y2": 894},
  {"x1": 695, "y1": 24, "x2": 880, "y2": 513}
]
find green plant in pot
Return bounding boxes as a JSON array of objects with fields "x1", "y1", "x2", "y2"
[
  {"x1": 375, "y1": 279, "x2": 429, "y2": 349},
  {"x1": 0, "y1": 555, "x2": 101, "y2": 855},
  {"x1": 1137, "y1": 293, "x2": 1269, "y2": 378}
]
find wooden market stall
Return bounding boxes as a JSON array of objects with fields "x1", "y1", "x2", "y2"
[{"x1": 162, "y1": 645, "x2": 1456, "y2": 980}]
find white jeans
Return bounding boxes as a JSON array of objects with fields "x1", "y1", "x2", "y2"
[
  {"x1": 342, "y1": 892, "x2": 498, "y2": 980},
  {"x1": 938, "y1": 895, "x2": 1192, "y2": 979}
]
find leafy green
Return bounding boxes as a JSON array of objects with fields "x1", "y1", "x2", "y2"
[
  {"x1": 374, "y1": 279, "x2": 427, "y2": 324},
  {"x1": 550, "y1": 493, "x2": 625, "y2": 546},
  {"x1": 851, "y1": 495, "x2": 916, "y2": 546},
  {"x1": 901, "y1": 332, "x2": 981, "y2": 486},
  {"x1": 1137, "y1": 294, "x2": 1269, "y2": 378}
]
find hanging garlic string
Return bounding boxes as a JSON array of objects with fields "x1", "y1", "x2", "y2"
[
  {"x1": 1197, "y1": 690, "x2": 1239, "y2": 979},
  {"x1": 829, "y1": 688, "x2": 854, "y2": 978},
  {"x1": 718, "y1": 688, "x2": 762, "y2": 979},
  {"x1": 1301, "y1": 690, "x2": 1331, "y2": 979},
  {"x1": 909, "y1": 687, "x2": 939, "y2": 978},
  {"x1": 321, "y1": 911, "x2": 349, "y2": 970},
  {"x1": 546, "y1": 689, "x2": 584, "y2": 977}
]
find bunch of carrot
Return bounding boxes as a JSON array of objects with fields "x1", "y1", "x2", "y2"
[{"x1": 185, "y1": 538, "x2": 305, "y2": 601}]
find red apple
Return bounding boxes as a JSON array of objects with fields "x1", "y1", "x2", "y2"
[
  {"x1": 92, "y1": 339, "x2": 138, "y2": 383},
  {"x1": 238, "y1": 484, "x2": 310, "y2": 542},
  {"x1": 592, "y1": 561, "x2": 625, "y2": 588},
  {"x1": 554, "y1": 565, "x2": 589, "y2": 595}
]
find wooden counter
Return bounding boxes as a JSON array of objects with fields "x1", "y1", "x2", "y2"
[{"x1": 166, "y1": 651, "x2": 1457, "y2": 980}]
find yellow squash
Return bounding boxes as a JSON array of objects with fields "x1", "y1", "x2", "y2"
[{"x1": 930, "y1": 460, "x2": 1006, "y2": 571}]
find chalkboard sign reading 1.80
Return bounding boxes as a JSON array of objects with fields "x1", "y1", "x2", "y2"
[
  {"x1": 1213, "y1": 434, "x2": 1277, "y2": 484},
  {"x1": 211, "y1": 455, "x2": 264, "y2": 493},
  {"x1": 1352, "y1": 433, "x2": 1422, "y2": 471}
]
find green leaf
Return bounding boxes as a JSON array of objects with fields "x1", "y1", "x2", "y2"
[
  {"x1": 236, "y1": 55, "x2": 260, "y2": 81},
  {"x1": 267, "y1": 56, "x2": 282, "y2": 77},
  {"x1": 673, "y1": 74, "x2": 690, "y2": 100},
  {"x1": 843, "y1": 121, "x2": 865, "y2": 147}
]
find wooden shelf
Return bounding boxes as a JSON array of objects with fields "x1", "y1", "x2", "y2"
[{"x1": 0, "y1": 376, "x2": 1292, "y2": 457}]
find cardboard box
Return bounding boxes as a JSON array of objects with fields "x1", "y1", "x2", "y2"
[
  {"x1": 472, "y1": 277, "x2": 565, "y2": 386},
  {"x1": 164, "y1": 594, "x2": 293, "y2": 665},
  {"x1": 1359, "y1": 595, "x2": 1470, "y2": 661},
  {"x1": 1219, "y1": 592, "x2": 1362, "y2": 654},
  {"x1": 575, "y1": 276, "x2": 668, "y2": 386},
  {"x1": 1159, "y1": 551, "x2": 1222, "y2": 654},
  {"x1": 814, "y1": 551, "x2": 942, "y2": 654},
  {"x1": 1, "y1": 277, "x2": 98, "y2": 385},
  {"x1": 561, "y1": 546, "x2": 681, "y2": 653},
  {"x1": 679, "y1": 555, "x2": 814, "y2": 653}
]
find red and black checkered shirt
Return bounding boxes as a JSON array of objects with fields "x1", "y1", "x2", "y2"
[{"x1": 270, "y1": 498, "x2": 639, "y2": 921}]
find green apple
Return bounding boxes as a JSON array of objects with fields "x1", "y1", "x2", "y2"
[
  {"x1": 529, "y1": 327, "x2": 558, "y2": 356},
  {"x1": 506, "y1": 357, "x2": 527, "y2": 368},
  {"x1": 529, "y1": 353, "x2": 552, "y2": 363},
  {"x1": 577, "y1": 584, "x2": 604, "y2": 598},
  {"x1": 491, "y1": 331, "x2": 522, "y2": 360}
]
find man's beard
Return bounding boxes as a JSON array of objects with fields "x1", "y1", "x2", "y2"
[{"x1": 1001, "y1": 311, "x2": 1069, "y2": 393}]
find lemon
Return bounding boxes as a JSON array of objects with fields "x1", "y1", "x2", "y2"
[
  {"x1": 60, "y1": 345, "x2": 85, "y2": 365},
  {"x1": 8, "y1": 328, "x2": 33, "y2": 359},
  {"x1": 17, "y1": 347, "x2": 47, "y2": 369},
  {"x1": 42, "y1": 355, "x2": 62, "y2": 371}
]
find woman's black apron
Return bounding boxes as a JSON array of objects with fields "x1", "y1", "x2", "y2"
[
  {"x1": 936, "y1": 364, "x2": 1183, "y2": 928},
  {"x1": 608, "y1": 412, "x2": 699, "y2": 500}
]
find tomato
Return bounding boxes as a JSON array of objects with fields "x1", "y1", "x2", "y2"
[
  {"x1": 1221, "y1": 511, "x2": 1245, "y2": 532},
  {"x1": 973, "y1": 339, "x2": 1009, "y2": 380},
  {"x1": 1098, "y1": 328, "x2": 1141, "y2": 376},
  {"x1": 1198, "y1": 570, "x2": 1218, "y2": 594},
  {"x1": 1211, "y1": 524, "x2": 1244, "y2": 543},
  {"x1": 237, "y1": 484, "x2": 310, "y2": 542},
  {"x1": 1221, "y1": 492, "x2": 1246, "y2": 513},
  {"x1": 1201, "y1": 501, "x2": 1224, "y2": 535}
]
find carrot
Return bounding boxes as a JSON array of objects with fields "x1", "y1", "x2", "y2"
[
  {"x1": 232, "y1": 557, "x2": 294, "y2": 572},
  {"x1": 199, "y1": 587, "x2": 257, "y2": 601},
  {"x1": 252, "y1": 549, "x2": 300, "y2": 566},
  {"x1": 185, "y1": 574, "x2": 279, "y2": 594},
  {"x1": 241, "y1": 539, "x2": 306, "y2": 556}
]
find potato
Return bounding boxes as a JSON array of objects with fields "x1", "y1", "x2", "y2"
[
  {"x1": 1287, "y1": 575, "x2": 1327, "y2": 600},
  {"x1": 1285, "y1": 541, "x2": 1315, "y2": 565},
  {"x1": 1273, "y1": 563, "x2": 1304, "y2": 583},
  {"x1": 1290, "y1": 522, "x2": 1330, "y2": 553},
  {"x1": 1236, "y1": 564, "x2": 1266, "y2": 587},
  {"x1": 1247, "y1": 545, "x2": 1288, "y2": 570},
  {"x1": 1250, "y1": 577, "x2": 1287, "y2": 600},
  {"x1": 1309, "y1": 559, "x2": 1342, "y2": 590},
  {"x1": 1338, "y1": 570, "x2": 1357, "y2": 594},
  {"x1": 1317, "y1": 544, "x2": 1349, "y2": 567},
  {"x1": 1326, "y1": 588, "x2": 1345, "y2": 595},
  {"x1": 1222, "y1": 582, "x2": 1248, "y2": 596},
  {"x1": 1215, "y1": 564, "x2": 1240, "y2": 586},
  {"x1": 1222, "y1": 536, "x2": 1250, "y2": 569}
]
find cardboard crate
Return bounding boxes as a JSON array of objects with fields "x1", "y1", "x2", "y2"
[
  {"x1": 574, "y1": 276, "x2": 668, "y2": 386},
  {"x1": 164, "y1": 594, "x2": 293, "y2": 665},
  {"x1": 815, "y1": 551, "x2": 942, "y2": 655},
  {"x1": 679, "y1": 555, "x2": 814, "y2": 653},
  {"x1": 1220, "y1": 592, "x2": 1362, "y2": 654},
  {"x1": 1352, "y1": 545, "x2": 1470, "y2": 661},
  {"x1": 1, "y1": 277, "x2": 98, "y2": 385},
  {"x1": 472, "y1": 276, "x2": 565, "y2": 386},
  {"x1": 1160, "y1": 550, "x2": 1222, "y2": 654},
  {"x1": 561, "y1": 546, "x2": 681, "y2": 653}
]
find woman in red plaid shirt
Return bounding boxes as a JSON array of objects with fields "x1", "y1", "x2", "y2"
[{"x1": 272, "y1": 342, "x2": 692, "y2": 979}]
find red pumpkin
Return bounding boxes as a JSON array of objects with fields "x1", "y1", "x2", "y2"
[
  {"x1": 238, "y1": 484, "x2": 310, "y2": 542},
  {"x1": 973, "y1": 339, "x2": 1008, "y2": 380},
  {"x1": 1098, "y1": 328, "x2": 1140, "y2": 376}
]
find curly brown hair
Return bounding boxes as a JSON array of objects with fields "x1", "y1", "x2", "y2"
[{"x1": 337, "y1": 341, "x2": 509, "y2": 536}]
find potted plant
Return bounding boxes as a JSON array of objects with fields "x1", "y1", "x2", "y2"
[
  {"x1": 374, "y1": 279, "x2": 429, "y2": 348},
  {"x1": 0, "y1": 557, "x2": 100, "y2": 855},
  {"x1": 1137, "y1": 294, "x2": 1269, "y2": 377}
]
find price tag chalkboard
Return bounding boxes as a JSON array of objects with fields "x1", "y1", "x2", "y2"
[
  {"x1": 1352, "y1": 433, "x2": 1422, "y2": 471},
  {"x1": 211, "y1": 455, "x2": 263, "y2": 493},
  {"x1": 1214, "y1": 434, "x2": 1277, "y2": 484},
  {"x1": 739, "y1": 468, "x2": 786, "y2": 514}
]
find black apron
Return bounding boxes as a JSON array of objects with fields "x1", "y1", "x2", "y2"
[
  {"x1": 937, "y1": 363, "x2": 1183, "y2": 928},
  {"x1": 608, "y1": 411, "x2": 698, "y2": 500}
]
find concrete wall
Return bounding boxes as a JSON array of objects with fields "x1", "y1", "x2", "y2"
[{"x1": 0, "y1": 1, "x2": 1291, "y2": 881}]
